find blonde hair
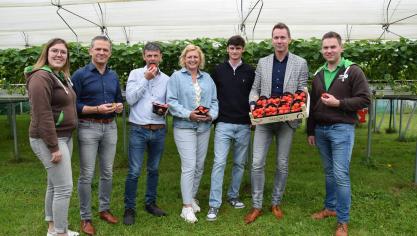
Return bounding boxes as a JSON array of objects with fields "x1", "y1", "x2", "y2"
[
  {"x1": 179, "y1": 44, "x2": 205, "y2": 70},
  {"x1": 34, "y1": 38, "x2": 70, "y2": 78}
]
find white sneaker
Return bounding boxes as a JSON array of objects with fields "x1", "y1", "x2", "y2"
[
  {"x1": 228, "y1": 198, "x2": 245, "y2": 209},
  {"x1": 67, "y1": 230, "x2": 79, "y2": 236},
  {"x1": 47, "y1": 229, "x2": 79, "y2": 236},
  {"x1": 206, "y1": 207, "x2": 219, "y2": 221},
  {"x1": 180, "y1": 207, "x2": 198, "y2": 223},
  {"x1": 191, "y1": 198, "x2": 201, "y2": 213}
]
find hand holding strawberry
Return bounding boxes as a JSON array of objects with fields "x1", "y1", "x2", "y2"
[
  {"x1": 115, "y1": 103, "x2": 124, "y2": 113},
  {"x1": 152, "y1": 102, "x2": 168, "y2": 116},
  {"x1": 195, "y1": 105, "x2": 210, "y2": 116},
  {"x1": 190, "y1": 109, "x2": 209, "y2": 122},
  {"x1": 321, "y1": 93, "x2": 340, "y2": 107},
  {"x1": 321, "y1": 92, "x2": 330, "y2": 99},
  {"x1": 145, "y1": 63, "x2": 158, "y2": 80}
]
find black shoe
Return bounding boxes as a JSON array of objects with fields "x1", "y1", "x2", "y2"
[
  {"x1": 123, "y1": 208, "x2": 136, "y2": 225},
  {"x1": 145, "y1": 203, "x2": 167, "y2": 217}
]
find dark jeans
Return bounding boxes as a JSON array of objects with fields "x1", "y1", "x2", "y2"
[{"x1": 124, "y1": 125, "x2": 166, "y2": 209}]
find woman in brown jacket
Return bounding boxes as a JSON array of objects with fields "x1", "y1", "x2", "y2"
[{"x1": 25, "y1": 38, "x2": 78, "y2": 236}]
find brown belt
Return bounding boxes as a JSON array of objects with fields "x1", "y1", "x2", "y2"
[
  {"x1": 136, "y1": 123, "x2": 165, "y2": 130},
  {"x1": 80, "y1": 118, "x2": 114, "y2": 124}
]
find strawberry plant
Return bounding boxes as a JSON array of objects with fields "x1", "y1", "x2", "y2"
[{"x1": 1, "y1": 37, "x2": 416, "y2": 94}]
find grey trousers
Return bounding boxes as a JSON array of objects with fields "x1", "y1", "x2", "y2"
[
  {"x1": 30, "y1": 137, "x2": 73, "y2": 234},
  {"x1": 77, "y1": 120, "x2": 117, "y2": 220},
  {"x1": 251, "y1": 122, "x2": 295, "y2": 209},
  {"x1": 173, "y1": 128, "x2": 211, "y2": 205}
]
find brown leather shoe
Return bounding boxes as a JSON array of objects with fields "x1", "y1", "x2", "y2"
[
  {"x1": 271, "y1": 205, "x2": 283, "y2": 220},
  {"x1": 335, "y1": 223, "x2": 348, "y2": 236},
  {"x1": 244, "y1": 208, "x2": 263, "y2": 224},
  {"x1": 311, "y1": 208, "x2": 336, "y2": 220},
  {"x1": 99, "y1": 210, "x2": 118, "y2": 224},
  {"x1": 80, "y1": 220, "x2": 95, "y2": 235}
]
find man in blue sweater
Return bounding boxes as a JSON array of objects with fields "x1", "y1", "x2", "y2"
[{"x1": 206, "y1": 35, "x2": 255, "y2": 221}]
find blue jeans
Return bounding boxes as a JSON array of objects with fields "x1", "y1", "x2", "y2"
[
  {"x1": 124, "y1": 125, "x2": 166, "y2": 209},
  {"x1": 315, "y1": 123, "x2": 355, "y2": 223},
  {"x1": 77, "y1": 120, "x2": 118, "y2": 220},
  {"x1": 209, "y1": 122, "x2": 250, "y2": 208}
]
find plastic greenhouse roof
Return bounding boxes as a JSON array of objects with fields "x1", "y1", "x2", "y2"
[{"x1": 0, "y1": 0, "x2": 416, "y2": 48}]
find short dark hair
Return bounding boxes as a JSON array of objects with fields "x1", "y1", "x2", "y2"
[
  {"x1": 90, "y1": 35, "x2": 112, "y2": 49},
  {"x1": 227, "y1": 35, "x2": 245, "y2": 47},
  {"x1": 272, "y1": 23, "x2": 291, "y2": 38},
  {"x1": 322, "y1": 31, "x2": 342, "y2": 45},
  {"x1": 143, "y1": 42, "x2": 162, "y2": 53}
]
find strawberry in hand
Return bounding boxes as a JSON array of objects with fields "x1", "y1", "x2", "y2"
[
  {"x1": 321, "y1": 92, "x2": 330, "y2": 99},
  {"x1": 320, "y1": 93, "x2": 340, "y2": 107},
  {"x1": 195, "y1": 105, "x2": 210, "y2": 116}
]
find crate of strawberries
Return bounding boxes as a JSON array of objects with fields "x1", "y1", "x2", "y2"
[{"x1": 249, "y1": 88, "x2": 309, "y2": 125}]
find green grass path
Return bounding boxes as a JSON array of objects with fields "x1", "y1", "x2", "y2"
[{"x1": 1, "y1": 115, "x2": 416, "y2": 235}]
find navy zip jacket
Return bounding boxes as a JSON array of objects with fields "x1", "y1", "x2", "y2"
[{"x1": 211, "y1": 60, "x2": 255, "y2": 124}]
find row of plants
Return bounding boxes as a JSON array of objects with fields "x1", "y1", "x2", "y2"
[{"x1": 0, "y1": 37, "x2": 416, "y2": 94}]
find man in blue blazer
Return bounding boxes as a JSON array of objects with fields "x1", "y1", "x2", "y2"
[{"x1": 244, "y1": 23, "x2": 308, "y2": 224}]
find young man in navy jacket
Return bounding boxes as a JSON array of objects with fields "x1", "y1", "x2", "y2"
[{"x1": 206, "y1": 35, "x2": 255, "y2": 221}]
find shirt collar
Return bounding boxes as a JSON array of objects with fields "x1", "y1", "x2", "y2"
[
  {"x1": 87, "y1": 62, "x2": 109, "y2": 73},
  {"x1": 274, "y1": 53, "x2": 289, "y2": 63},
  {"x1": 228, "y1": 60, "x2": 242, "y2": 69},
  {"x1": 323, "y1": 58, "x2": 345, "y2": 72},
  {"x1": 180, "y1": 67, "x2": 202, "y2": 78}
]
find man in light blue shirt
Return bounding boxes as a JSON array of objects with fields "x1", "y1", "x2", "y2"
[{"x1": 123, "y1": 42, "x2": 170, "y2": 225}]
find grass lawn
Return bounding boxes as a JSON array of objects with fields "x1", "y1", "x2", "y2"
[{"x1": 0, "y1": 114, "x2": 416, "y2": 235}]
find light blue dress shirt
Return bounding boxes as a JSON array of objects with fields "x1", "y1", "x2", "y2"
[
  {"x1": 167, "y1": 68, "x2": 219, "y2": 132},
  {"x1": 126, "y1": 65, "x2": 170, "y2": 125}
]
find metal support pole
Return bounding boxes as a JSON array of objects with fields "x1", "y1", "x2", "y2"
[
  {"x1": 10, "y1": 103, "x2": 19, "y2": 160},
  {"x1": 401, "y1": 101, "x2": 417, "y2": 140},
  {"x1": 372, "y1": 93, "x2": 377, "y2": 132},
  {"x1": 366, "y1": 97, "x2": 374, "y2": 161},
  {"x1": 393, "y1": 99, "x2": 397, "y2": 129},
  {"x1": 388, "y1": 99, "x2": 394, "y2": 131},
  {"x1": 122, "y1": 102, "x2": 127, "y2": 157},
  {"x1": 376, "y1": 100, "x2": 389, "y2": 132},
  {"x1": 415, "y1": 140, "x2": 417, "y2": 184},
  {"x1": 399, "y1": 100, "x2": 403, "y2": 140},
  {"x1": 7, "y1": 104, "x2": 12, "y2": 137}
]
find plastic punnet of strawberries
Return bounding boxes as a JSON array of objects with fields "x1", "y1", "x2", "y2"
[{"x1": 195, "y1": 105, "x2": 210, "y2": 116}]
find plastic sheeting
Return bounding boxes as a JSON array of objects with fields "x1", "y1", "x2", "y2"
[{"x1": 0, "y1": 0, "x2": 416, "y2": 48}]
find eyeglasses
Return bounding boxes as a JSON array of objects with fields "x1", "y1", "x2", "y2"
[{"x1": 49, "y1": 48, "x2": 68, "y2": 56}]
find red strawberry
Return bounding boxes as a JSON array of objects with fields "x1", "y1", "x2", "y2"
[{"x1": 149, "y1": 64, "x2": 157, "y2": 70}]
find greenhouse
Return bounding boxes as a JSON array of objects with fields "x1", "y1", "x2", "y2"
[
  {"x1": 1, "y1": 0, "x2": 417, "y2": 48},
  {"x1": 0, "y1": 0, "x2": 416, "y2": 235}
]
